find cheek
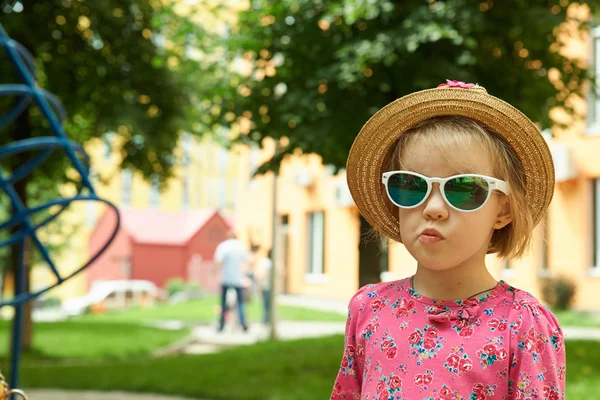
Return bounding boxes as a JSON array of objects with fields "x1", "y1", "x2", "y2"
[
  {"x1": 458, "y1": 211, "x2": 497, "y2": 236},
  {"x1": 398, "y1": 210, "x2": 419, "y2": 232}
]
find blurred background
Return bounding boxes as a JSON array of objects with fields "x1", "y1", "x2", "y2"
[{"x1": 1, "y1": 0, "x2": 600, "y2": 399}]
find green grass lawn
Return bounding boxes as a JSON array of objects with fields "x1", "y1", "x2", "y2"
[
  {"x1": 18, "y1": 336, "x2": 600, "y2": 400},
  {"x1": 0, "y1": 320, "x2": 189, "y2": 361},
  {"x1": 554, "y1": 309, "x2": 600, "y2": 327},
  {"x1": 75, "y1": 296, "x2": 347, "y2": 324}
]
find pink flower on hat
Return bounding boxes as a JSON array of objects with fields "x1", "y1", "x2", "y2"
[{"x1": 437, "y1": 79, "x2": 477, "y2": 89}]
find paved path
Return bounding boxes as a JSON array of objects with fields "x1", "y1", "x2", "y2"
[
  {"x1": 24, "y1": 390, "x2": 198, "y2": 400},
  {"x1": 279, "y1": 293, "x2": 349, "y2": 314},
  {"x1": 562, "y1": 326, "x2": 600, "y2": 340},
  {"x1": 152, "y1": 320, "x2": 347, "y2": 356}
]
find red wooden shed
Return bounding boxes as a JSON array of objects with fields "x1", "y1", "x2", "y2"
[{"x1": 88, "y1": 208, "x2": 232, "y2": 292}]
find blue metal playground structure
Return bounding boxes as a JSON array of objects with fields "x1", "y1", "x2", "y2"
[{"x1": 0, "y1": 23, "x2": 120, "y2": 396}]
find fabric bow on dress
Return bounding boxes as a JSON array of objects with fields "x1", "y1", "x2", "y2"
[{"x1": 427, "y1": 304, "x2": 481, "y2": 324}]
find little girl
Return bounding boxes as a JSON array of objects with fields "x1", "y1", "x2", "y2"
[{"x1": 332, "y1": 81, "x2": 565, "y2": 400}]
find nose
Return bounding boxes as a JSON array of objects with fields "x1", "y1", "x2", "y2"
[{"x1": 422, "y1": 183, "x2": 449, "y2": 220}]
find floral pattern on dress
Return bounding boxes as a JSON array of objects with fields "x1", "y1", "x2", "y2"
[
  {"x1": 443, "y1": 344, "x2": 473, "y2": 378},
  {"x1": 424, "y1": 383, "x2": 465, "y2": 400},
  {"x1": 339, "y1": 341, "x2": 358, "y2": 377},
  {"x1": 407, "y1": 324, "x2": 445, "y2": 365},
  {"x1": 516, "y1": 327, "x2": 548, "y2": 363},
  {"x1": 475, "y1": 341, "x2": 509, "y2": 369},
  {"x1": 362, "y1": 320, "x2": 381, "y2": 341},
  {"x1": 331, "y1": 277, "x2": 566, "y2": 400},
  {"x1": 391, "y1": 297, "x2": 417, "y2": 319},
  {"x1": 412, "y1": 369, "x2": 434, "y2": 392},
  {"x1": 470, "y1": 382, "x2": 497, "y2": 399},
  {"x1": 379, "y1": 330, "x2": 399, "y2": 360},
  {"x1": 375, "y1": 373, "x2": 403, "y2": 400},
  {"x1": 487, "y1": 317, "x2": 508, "y2": 332}
]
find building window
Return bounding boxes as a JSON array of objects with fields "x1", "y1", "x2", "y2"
[
  {"x1": 218, "y1": 148, "x2": 229, "y2": 174},
  {"x1": 121, "y1": 169, "x2": 133, "y2": 207},
  {"x1": 206, "y1": 142, "x2": 215, "y2": 172},
  {"x1": 182, "y1": 175, "x2": 189, "y2": 210},
  {"x1": 306, "y1": 211, "x2": 325, "y2": 275},
  {"x1": 195, "y1": 179, "x2": 203, "y2": 208},
  {"x1": 182, "y1": 132, "x2": 192, "y2": 168},
  {"x1": 229, "y1": 181, "x2": 237, "y2": 215},
  {"x1": 218, "y1": 179, "x2": 227, "y2": 211},
  {"x1": 249, "y1": 145, "x2": 260, "y2": 189},
  {"x1": 588, "y1": 26, "x2": 600, "y2": 132},
  {"x1": 149, "y1": 174, "x2": 160, "y2": 208},
  {"x1": 592, "y1": 179, "x2": 600, "y2": 269}
]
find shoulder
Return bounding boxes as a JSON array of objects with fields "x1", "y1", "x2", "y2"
[
  {"x1": 217, "y1": 239, "x2": 232, "y2": 249},
  {"x1": 214, "y1": 241, "x2": 226, "y2": 253},
  {"x1": 233, "y1": 239, "x2": 245, "y2": 248},
  {"x1": 508, "y1": 288, "x2": 559, "y2": 325},
  {"x1": 507, "y1": 287, "x2": 563, "y2": 347},
  {"x1": 231, "y1": 240, "x2": 247, "y2": 253},
  {"x1": 504, "y1": 287, "x2": 566, "y2": 388}
]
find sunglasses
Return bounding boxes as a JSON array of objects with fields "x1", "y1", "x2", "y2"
[{"x1": 382, "y1": 171, "x2": 510, "y2": 212}]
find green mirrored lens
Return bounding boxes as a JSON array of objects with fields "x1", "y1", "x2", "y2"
[
  {"x1": 444, "y1": 176, "x2": 489, "y2": 210},
  {"x1": 387, "y1": 173, "x2": 428, "y2": 207}
]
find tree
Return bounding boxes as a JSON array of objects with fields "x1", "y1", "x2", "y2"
[
  {"x1": 0, "y1": 0, "x2": 211, "y2": 352},
  {"x1": 206, "y1": 0, "x2": 599, "y2": 172}
]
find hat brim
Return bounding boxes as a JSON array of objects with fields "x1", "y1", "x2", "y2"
[{"x1": 346, "y1": 87, "x2": 555, "y2": 243}]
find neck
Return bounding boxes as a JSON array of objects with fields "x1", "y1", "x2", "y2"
[{"x1": 412, "y1": 258, "x2": 498, "y2": 301}]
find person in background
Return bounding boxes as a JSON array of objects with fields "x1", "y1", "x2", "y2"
[
  {"x1": 256, "y1": 248, "x2": 273, "y2": 325},
  {"x1": 214, "y1": 230, "x2": 250, "y2": 333},
  {"x1": 244, "y1": 245, "x2": 261, "y2": 304}
]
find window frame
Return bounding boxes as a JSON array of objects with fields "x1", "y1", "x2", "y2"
[
  {"x1": 591, "y1": 179, "x2": 600, "y2": 276},
  {"x1": 305, "y1": 211, "x2": 326, "y2": 282},
  {"x1": 586, "y1": 26, "x2": 600, "y2": 135}
]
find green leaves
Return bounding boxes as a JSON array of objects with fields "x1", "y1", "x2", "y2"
[
  {"x1": 1, "y1": 0, "x2": 208, "y2": 184},
  {"x1": 198, "y1": 0, "x2": 597, "y2": 174}
]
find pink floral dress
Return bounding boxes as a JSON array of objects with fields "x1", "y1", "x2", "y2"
[{"x1": 331, "y1": 277, "x2": 565, "y2": 400}]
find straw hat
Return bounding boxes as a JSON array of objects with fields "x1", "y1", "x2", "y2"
[{"x1": 346, "y1": 80, "x2": 555, "y2": 243}]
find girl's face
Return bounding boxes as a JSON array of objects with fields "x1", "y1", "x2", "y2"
[{"x1": 397, "y1": 139, "x2": 511, "y2": 271}]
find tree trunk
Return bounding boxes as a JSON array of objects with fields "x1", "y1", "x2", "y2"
[{"x1": 9, "y1": 104, "x2": 34, "y2": 354}]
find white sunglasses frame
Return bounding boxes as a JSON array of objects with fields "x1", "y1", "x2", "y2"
[{"x1": 381, "y1": 170, "x2": 511, "y2": 212}]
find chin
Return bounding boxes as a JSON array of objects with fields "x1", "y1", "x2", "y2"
[
  {"x1": 406, "y1": 244, "x2": 461, "y2": 271},
  {"x1": 415, "y1": 259, "x2": 458, "y2": 271},
  {"x1": 407, "y1": 251, "x2": 453, "y2": 271}
]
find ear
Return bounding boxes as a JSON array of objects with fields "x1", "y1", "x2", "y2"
[{"x1": 494, "y1": 196, "x2": 512, "y2": 230}]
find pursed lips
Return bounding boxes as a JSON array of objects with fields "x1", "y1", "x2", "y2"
[{"x1": 419, "y1": 228, "x2": 445, "y2": 244}]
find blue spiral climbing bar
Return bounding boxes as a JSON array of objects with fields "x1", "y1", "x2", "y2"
[
  {"x1": 0, "y1": 22, "x2": 121, "y2": 393},
  {"x1": 0, "y1": 25, "x2": 87, "y2": 185}
]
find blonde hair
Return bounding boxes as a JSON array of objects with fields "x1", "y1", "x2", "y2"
[{"x1": 388, "y1": 116, "x2": 535, "y2": 259}]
